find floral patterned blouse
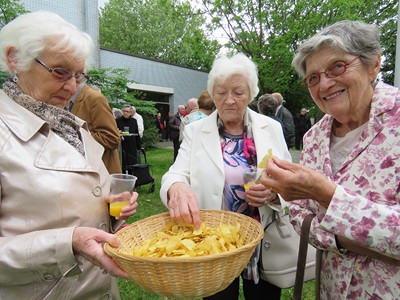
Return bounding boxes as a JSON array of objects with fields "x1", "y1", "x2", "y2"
[{"x1": 289, "y1": 82, "x2": 400, "y2": 299}]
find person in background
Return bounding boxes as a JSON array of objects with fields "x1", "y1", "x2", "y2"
[
  {"x1": 257, "y1": 93, "x2": 283, "y2": 129},
  {"x1": 293, "y1": 107, "x2": 311, "y2": 150},
  {"x1": 0, "y1": 11, "x2": 138, "y2": 299},
  {"x1": 179, "y1": 92, "x2": 216, "y2": 142},
  {"x1": 272, "y1": 92, "x2": 295, "y2": 149},
  {"x1": 248, "y1": 100, "x2": 259, "y2": 112},
  {"x1": 161, "y1": 53, "x2": 291, "y2": 300},
  {"x1": 112, "y1": 107, "x2": 123, "y2": 119},
  {"x1": 69, "y1": 84, "x2": 122, "y2": 174},
  {"x1": 116, "y1": 104, "x2": 141, "y2": 170},
  {"x1": 179, "y1": 97, "x2": 198, "y2": 142},
  {"x1": 169, "y1": 104, "x2": 186, "y2": 161},
  {"x1": 197, "y1": 89, "x2": 216, "y2": 116},
  {"x1": 261, "y1": 20, "x2": 400, "y2": 299},
  {"x1": 165, "y1": 111, "x2": 173, "y2": 141},
  {"x1": 155, "y1": 111, "x2": 165, "y2": 142},
  {"x1": 131, "y1": 105, "x2": 144, "y2": 138}
]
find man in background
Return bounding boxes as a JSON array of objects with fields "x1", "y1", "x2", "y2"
[
  {"x1": 179, "y1": 98, "x2": 198, "y2": 142},
  {"x1": 272, "y1": 92, "x2": 295, "y2": 149},
  {"x1": 169, "y1": 105, "x2": 186, "y2": 161},
  {"x1": 131, "y1": 106, "x2": 144, "y2": 138},
  {"x1": 69, "y1": 84, "x2": 122, "y2": 174},
  {"x1": 294, "y1": 107, "x2": 312, "y2": 150}
]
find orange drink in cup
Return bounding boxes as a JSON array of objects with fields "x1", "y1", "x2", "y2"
[
  {"x1": 243, "y1": 167, "x2": 258, "y2": 202},
  {"x1": 110, "y1": 201, "x2": 131, "y2": 217},
  {"x1": 109, "y1": 173, "x2": 137, "y2": 217}
]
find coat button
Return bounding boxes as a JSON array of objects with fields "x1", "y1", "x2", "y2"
[
  {"x1": 43, "y1": 274, "x2": 54, "y2": 281},
  {"x1": 99, "y1": 223, "x2": 108, "y2": 231},
  {"x1": 92, "y1": 186, "x2": 102, "y2": 197}
]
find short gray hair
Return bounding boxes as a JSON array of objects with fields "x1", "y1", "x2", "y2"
[
  {"x1": 0, "y1": 11, "x2": 93, "y2": 74},
  {"x1": 292, "y1": 20, "x2": 381, "y2": 78},
  {"x1": 207, "y1": 52, "x2": 259, "y2": 102}
]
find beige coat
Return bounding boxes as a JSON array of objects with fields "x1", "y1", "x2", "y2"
[{"x1": 0, "y1": 90, "x2": 120, "y2": 299}]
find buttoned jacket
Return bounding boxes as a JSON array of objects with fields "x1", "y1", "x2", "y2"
[
  {"x1": 160, "y1": 108, "x2": 292, "y2": 228},
  {"x1": 0, "y1": 90, "x2": 120, "y2": 299}
]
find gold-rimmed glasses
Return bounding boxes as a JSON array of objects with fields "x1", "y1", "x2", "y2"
[
  {"x1": 303, "y1": 56, "x2": 359, "y2": 87},
  {"x1": 34, "y1": 58, "x2": 89, "y2": 84}
]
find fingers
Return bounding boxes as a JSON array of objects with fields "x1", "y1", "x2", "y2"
[
  {"x1": 119, "y1": 191, "x2": 139, "y2": 218},
  {"x1": 72, "y1": 227, "x2": 129, "y2": 279},
  {"x1": 110, "y1": 191, "x2": 132, "y2": 202},
  {"x1": 246, "y1": 183, "x2": 277, "y2": 206},
  {"x1": 167, "y1": 183, "x2": 201, "y2": 228}
]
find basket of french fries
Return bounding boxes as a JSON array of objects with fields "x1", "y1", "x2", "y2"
[{"x1": 104, "y1": 209, "x2": 264, "y2": 298}]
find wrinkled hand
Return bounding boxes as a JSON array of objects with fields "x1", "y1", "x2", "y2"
[
  {"x1": 72, "y1": 227, "x2": 129, "y2": 279},
  {"x1": 105, "y1": 191, "x2": 139, "y2": 220},
  {"x1": 245, "y1": 183, "x2": 278, "y2": 206},
  {"x1": 260, "y1": 156, "x2": 336, "y2": 208},
  {"x1": 167, "y1": 182, "x2": 201, "y2": 229}
]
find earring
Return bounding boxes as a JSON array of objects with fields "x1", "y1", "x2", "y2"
[{"x1": 11, "y1": 73, "x2": 18, "y2": 83}]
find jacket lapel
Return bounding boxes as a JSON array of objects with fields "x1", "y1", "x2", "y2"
[
  {"x1": 34, "y1": 128, "x2": 103, "y2": 172},
  {"x1": 0, "y1": 90, "x2": 103, "y2": 173},
  {"x1": 200, "y1": 112, "x2": 224, "y2": 174}
]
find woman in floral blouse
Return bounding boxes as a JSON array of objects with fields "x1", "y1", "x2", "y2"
[{"x1": 261, "y1": 20, "x2": 400, "y2": 299}]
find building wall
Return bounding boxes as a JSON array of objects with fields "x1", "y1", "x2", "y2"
[
  {"x1": 19, "y1": 0, "x2": 209, "y2": 113},
  {"x1": 20, "y1": 0, "x2": 100, "y2": 65},
  {"x1": 100, "y1": 49, "x2": 208, "y2": 113}
]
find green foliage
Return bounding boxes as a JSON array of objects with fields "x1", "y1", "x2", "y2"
[
  {"x1": 0, "y1": 71, "x2": 9, "y2": 86},
  {"x1": 0, "y1": 0, "x2": 27, "y2": 29},
  {"x1": 87, "y1": 67, "x2": 159, "y2": 148},
  {"x1": 202, "y1": 0, "x2": 398, "y2": 114},
  {"x1": 99, "y1": 0, "x2": 221, "y2": 71},
  {"x1": 0, "y1": 0, "x2": 27, "y2": 86}
]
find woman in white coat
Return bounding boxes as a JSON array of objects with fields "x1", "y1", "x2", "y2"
[
  {"x1": 0, "y1": 12, "x2": 138, "y2": 299},
  {"x1": 160, "y1": 53, "x2": 291, "y2": 300}
]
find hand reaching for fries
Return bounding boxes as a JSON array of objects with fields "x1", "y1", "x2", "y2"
[{"x1": 167, "y1": 182, "x2": 201, "y2": 229}]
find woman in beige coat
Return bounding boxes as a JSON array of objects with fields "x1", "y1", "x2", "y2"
[{"x1": 0, "y1": 12, "x2": 138, "y2": 299}]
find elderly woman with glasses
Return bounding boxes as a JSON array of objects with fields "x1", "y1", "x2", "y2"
[
  {"x1": 0, "y1": 12, "x2": 139, "y2": 299},
  {"x1": 161, "y1": 53, "x2": 291, "y2": 299},
  {"x1": 261, "y1": 20, "x2": 400, "y2": 299}
]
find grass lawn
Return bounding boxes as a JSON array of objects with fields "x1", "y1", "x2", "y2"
[{"x1": 118, "y1": 147, "x2": 315, "y2": 300}]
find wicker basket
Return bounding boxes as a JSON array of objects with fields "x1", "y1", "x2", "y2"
[{"x1": 104, "y1": 209, "x2": 263, "y2": 298}]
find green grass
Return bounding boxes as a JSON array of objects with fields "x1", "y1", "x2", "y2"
[{"x1": 118, "y1": 147, "x2": 315, "y2": 300}]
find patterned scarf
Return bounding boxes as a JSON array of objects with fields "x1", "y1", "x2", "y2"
[
  {"x1": 218, "y1": 111, "x2": 257, "y2": 166},
  {"x1": 3, "y1": 80, "x2": 85, "y2": 156}
]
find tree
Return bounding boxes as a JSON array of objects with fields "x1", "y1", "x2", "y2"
[
  {"x1": 200, "y1": 0, "x2": 398, "y2": 116},
  {"x1": 99, "y1": 0, "x2": 221, "y2": 71},
  {"x1": 0, "y1": 0, "x2": 27, "y2": 29},
  {"x1": 87, "y1": 67, "x2": 159, "y2": 148},
  {"x1": 0, "y1": 0, "x2": 27, "y2": 86}
]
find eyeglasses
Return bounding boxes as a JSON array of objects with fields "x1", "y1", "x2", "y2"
[
  {"x1": 34, "y1": 58, "x2": 89, "y2": 84},
  {"x1": 302, "y1": 56, "x2": 359, "y2": 87}
]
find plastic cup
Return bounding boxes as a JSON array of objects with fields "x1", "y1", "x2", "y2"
[
  {"x1": 109, "y1": 173, "x2": 137, "y2": 217},
  {"x1": 243, "y1": 167, "x2": 258, "y2": 202}
]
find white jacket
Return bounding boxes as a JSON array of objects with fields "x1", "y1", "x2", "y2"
[{"x1": 160, "y1": 108, "x2": 292, "y2": 228}]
